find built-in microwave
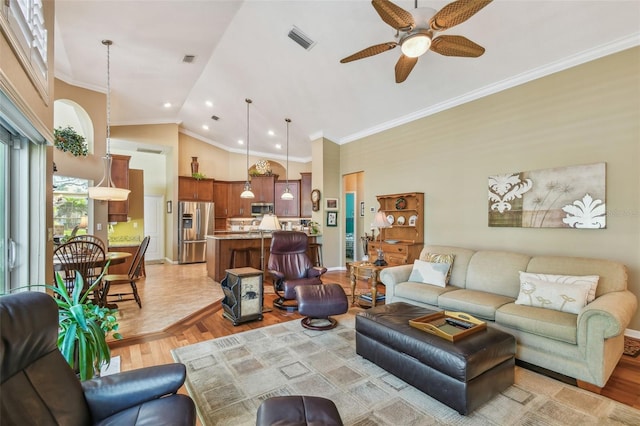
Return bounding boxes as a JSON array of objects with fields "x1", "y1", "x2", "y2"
[{"x1": 251, "y1": 202, "x2": 274, "y2": 216}]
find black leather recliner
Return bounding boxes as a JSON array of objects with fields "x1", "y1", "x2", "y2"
[
  {"x1": 268, "y1": 231, "x2": 327, "y2": 311},
  {"x1": 0, "y1": 291, "x2": 196, "y2": 426}
]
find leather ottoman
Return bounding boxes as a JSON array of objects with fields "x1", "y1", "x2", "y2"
[
  {"x1": 355, "y1": 302, "x2": 515, "y2": 415},
  {"x1": 296, "y1": 283, "x2": 348, "y2": 330},
  {"x1": 256, "y1": 395, "x2": 343, "y2": 426}
]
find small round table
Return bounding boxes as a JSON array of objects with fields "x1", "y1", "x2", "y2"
[{"x1": 349, "y1": 261, "x2": 387, "y2": 307}]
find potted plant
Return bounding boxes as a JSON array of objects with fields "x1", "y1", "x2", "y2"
[
  {"x1": 47, "y1": 271, "x2": 122, "y2": 380},
  {"x1": 53, "y1": 126, "x2": 88, "y2": 157}
]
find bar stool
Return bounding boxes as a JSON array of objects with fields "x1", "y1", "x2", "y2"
[
  {"x1": 230, "y1": 248, "x2": 253, "y2": 268},
  {"x1": 308, "y1": 243, "x2": 323, "y2": 267}
]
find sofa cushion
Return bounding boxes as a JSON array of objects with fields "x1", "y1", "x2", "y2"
[
  {"x1": 420, "y1": 253, "x2": 455, "y2": 284},
  {"x1": 394, "y1": 282, "x2": 457, "y2": 305},
  {"x1": 408, "y1": 259, "x2": 451, "y2": 287},
  {"x1": 515, "y1": 277, "x2": 591, "y2": 314},
  {"x1": 465, "y1": 251, "x2": 531, "y2": 298},
  {"x1": 437, "y1": 289, "x2": 514, "y2": 320},
  {"x1": 496, "y1": 303, "x2": 578, "y2": 344},
  {"x1": 420, "y1": 246, "x2": 476, "y2": 288},
  {"x1": 519, "y1": 271, "x2": 599, "y2": 303}
]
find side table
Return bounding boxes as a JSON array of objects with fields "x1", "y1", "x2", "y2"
[
  {"x1": 220, "y1": 267, "x2": 264, "y2": 325},
  {"x1": 349, "y1": 261, "x2": 387, "y2": 307}
]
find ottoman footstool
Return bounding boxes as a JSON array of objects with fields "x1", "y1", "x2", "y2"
[
  {"x1": 296, "y1": 283, "x2": 348, "y2": 330},
  {"x1": 356, "y1": 302, "x2": 516, "y2": 415},
  {"x1": 256, "y1": 395, "x2": 343, "y2": 426}
]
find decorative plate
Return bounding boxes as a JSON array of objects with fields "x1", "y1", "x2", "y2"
[
  {"x1": 384, "y1": 239, "x2": 399, "y2": 244},
  {"x1": 397, "y1": 215, "x2": 406, "y2": 225},
  {"x1": 386, "y1": 214, "x2": 394, "y2": 225},
  {"x1": 409, "y1": 215, "x2": 418, "y2": 226},
  {"x1": 395, "y1": 197, "x2": 407, "y2": 210}
]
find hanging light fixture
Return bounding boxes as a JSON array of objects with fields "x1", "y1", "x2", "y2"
[
  {"x1": 240, "y1": 98, "x2": 255, "y2": 199},
  {"x1": 88, "y1": 40, "x2": 130, "y2": 201},
  {"x1": 281, "y1": 118, "x2": 294, "y2": 200}
]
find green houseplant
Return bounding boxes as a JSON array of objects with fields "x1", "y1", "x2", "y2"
[
  {"x1": 53, "y1": 126, "x2": 88, "y2": 157},
  {"x1": 46, "y1": 271, "x2": 122, "y2": 380}
]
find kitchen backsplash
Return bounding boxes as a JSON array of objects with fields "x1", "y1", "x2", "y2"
[{"x1": 108, "y1": 219, "x2": 144, "y2": 245}]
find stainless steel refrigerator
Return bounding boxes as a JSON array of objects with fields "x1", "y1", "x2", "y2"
[{"x1": 178, "y1": 201, "x2": 214, "y2": 264}]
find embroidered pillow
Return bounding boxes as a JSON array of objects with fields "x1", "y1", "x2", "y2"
[
  {"x1": 408, "y1": 259, "x2": 452, "y2": 288},
  {"x1": 515, "y1": 277, "x2": 592, "y2": 314},
  {"x1": 421, "y1": 253, "x2": 455, "y2": 284},
  {"x1": 519, "y1": 272, "x2": 599, "y2": 303}
]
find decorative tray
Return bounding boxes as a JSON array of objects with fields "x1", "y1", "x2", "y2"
[{"x1": 409, "y1": 311, "x2": 486, "y2": 342}]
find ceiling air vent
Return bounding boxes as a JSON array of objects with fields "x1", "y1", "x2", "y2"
[
  {"x1": 182, "y1": 54, "x2": 196, "y2": 63},
  {"x1": 288, "y1": 26, "x2": 315, "y2": 50}
]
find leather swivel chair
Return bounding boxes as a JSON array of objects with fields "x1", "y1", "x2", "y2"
[
  {"x1": 0, "y1": 292, "x2": 196, "y2": 426},
  {"x1": 268, "y1": 231, "x2": 327, "y2": 311}
]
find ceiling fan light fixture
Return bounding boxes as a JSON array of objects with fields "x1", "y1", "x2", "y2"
[{"x1": 401, "y1": 32, "x2": 432, "y2": 58}]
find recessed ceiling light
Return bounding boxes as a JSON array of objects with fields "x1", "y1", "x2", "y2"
[
  {"x1": 205, "y1": 100, "x2": 213, "y2": 107},
  {"x1": 163, "y1": 102, "x2": 172, "y2": 108},
  {"x1": 238, "y1": 139, "x2": 244, "y2": 145},
  {"x1": 268, "y1": 130, "x2": 275, "y2": 136},
  {"x1": 275, "y1": 144, "x2": 282, "y2": 149},
  {"x1": 202, "y1": 124, "x2": 209, "y2": 130}
]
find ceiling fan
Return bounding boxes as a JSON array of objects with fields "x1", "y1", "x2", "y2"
[{"x1": 340, "y1": 0, "x2": 492, "y2": 83}]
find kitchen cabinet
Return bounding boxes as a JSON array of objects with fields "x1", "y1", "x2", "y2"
[
  {"x1": 227, "y1": 181, "x2": 252, "y2": 217},
  {"x1": 108, "y1": 154, "x2": 130, "y2": 223},
  {"x1": 300, "y1": 172, "x2": 312, "y2": 218},
  {"x1": 250, "y1": 175, "x2": 275, "y2": 203},
  {"x1": 178, "y1": 176, "x2": 214, "y2": 201},
  {"x1": 106, "y1": 244, "x2": 146, "y2": 277},
  {"x1": 213, "y1": 181, "x2": 229, "y2": 230},
  {"x1": 367, "y1": 192, "x2": 424, "y2": 267},
  {"x1": 274, "y1": 180, "x2": 300, "y2": 217},
  {"x1": 127, "y1": 169, "x2": 144, "y2": 220}
]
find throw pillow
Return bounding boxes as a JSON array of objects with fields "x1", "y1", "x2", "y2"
[
  {"x1": 515, "y1": 277, "x2": 592, "y2": 314},
  {"x1": 408, "y1": 259, "x2": 452, "y2": 288},
  {"x1": 421, "y1": 252, "x2": 455, "y2": 284},
  {"x1": 519, "y1": 272, "x2": 599, "y2": 302}
]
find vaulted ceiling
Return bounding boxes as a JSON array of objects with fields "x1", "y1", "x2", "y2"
[{"x1": 54, "y1": 1, "x2": 640, "y2": 162}]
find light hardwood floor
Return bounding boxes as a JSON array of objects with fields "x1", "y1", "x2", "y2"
[{"x1": 109, "y1": 263, "x2": 640, "y2": 411}]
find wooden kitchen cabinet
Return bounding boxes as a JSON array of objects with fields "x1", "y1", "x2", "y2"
[
  {"x1": 227, "y1": 181, "x2": 252, "y2": 217},
  {"x1": 178, "y1": 176, "x2": 214, "y2": 201},
  {"x1": 213, "y1": 181, "x2": 229, "y2": 230},
  {"x1": 106, "y1": 244, "x2": 146, "y2": 277},
  {"x1": 368, "y1": 192, "x2": 424, "y2": 266},
  {"x1": 250, "y1": 175, "x2": 275, "y2": 203},
  {"x1": 274, "y1": 180, "x2": 300, "y2": 217},
  {"x1": 108, "y1": 154, "x2": 130, "y2": 223},
  {"x1": 300, "y1": 172, "x2": 312, "y2": 218}
]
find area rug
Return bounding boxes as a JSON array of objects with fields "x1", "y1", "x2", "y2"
[
  {"x1": 172, "y1": 312, "x2": 640, "y2": 426},
  {"x1": 623, "y1": 336, "x2": 640, "y2": 357}
]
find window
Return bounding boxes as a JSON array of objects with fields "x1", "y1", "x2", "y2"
[{"x1": 53, "y1": 176, "x2": 89, "y2": 244}]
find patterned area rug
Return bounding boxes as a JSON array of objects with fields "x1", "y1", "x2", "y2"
[
  {"x1": 172, "y1": 311, "x2": 640, "y2": 426},
  {"x1": 624, "y1": 336, "x2": 640, "y2": 357}
]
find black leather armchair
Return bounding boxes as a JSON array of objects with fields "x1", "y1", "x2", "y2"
[
  {"x1": 268, "y1": 231, "x2": 327, "y2": 311},
  {"x1": 0, "y1": 292, "x2": 196, "y2": 426}
]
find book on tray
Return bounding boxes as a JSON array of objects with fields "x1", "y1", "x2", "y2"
[{"x1": 359, "y1": 293, "x2": 385, "y2": 302}]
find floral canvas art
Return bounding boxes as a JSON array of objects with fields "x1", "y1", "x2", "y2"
[{"x1": 488, "y1": 162, "x2": 606, "y2": 228}]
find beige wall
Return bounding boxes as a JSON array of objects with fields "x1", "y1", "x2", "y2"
[{"x1": 340, "y1": 47, "x2": 640, "y2": 330}]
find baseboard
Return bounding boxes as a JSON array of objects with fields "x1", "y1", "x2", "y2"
[{"x1": 625, "y1": 328, "x2": 640, "y2": 339}]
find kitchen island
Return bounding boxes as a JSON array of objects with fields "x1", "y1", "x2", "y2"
[{"x1": 206, "y1": 232, "x2": 319, "y2": 283}]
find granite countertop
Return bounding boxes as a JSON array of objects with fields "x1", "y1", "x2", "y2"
[{"x1": 207, "y1": 231, "x2": 321, "y2": 240}]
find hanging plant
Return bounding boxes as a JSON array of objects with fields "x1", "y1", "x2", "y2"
[{"x1": 53, "y1": 126, "x2": 88, "y2": 157}]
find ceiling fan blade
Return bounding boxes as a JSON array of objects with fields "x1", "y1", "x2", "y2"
[
  {"x1": 372, "y1": 0, "x2": 415, "y2": 31},
  {"x1": 395, "y1": 55, "x2": 418, "y2": 83},
  {"x1": 340, "y1": 42, "x2": 398, "y2": 63},
  {"x1": 429, "y1": 0, "x2": 492, "y2": 31},
  {"x1": 431, "y1": 35, "x2": 485, "y2": 57}
]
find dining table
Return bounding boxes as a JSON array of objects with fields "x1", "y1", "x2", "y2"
[{"x1": 53, "y1": 251, "x2": 132, "y2": 272}]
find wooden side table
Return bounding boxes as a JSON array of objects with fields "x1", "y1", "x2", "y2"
[
  {"x1": 220, "y1": 267, "x2": 264, "y2": 325},
  {"x1": 349, "y1": 261, "x2": 387, "y2": 307}
]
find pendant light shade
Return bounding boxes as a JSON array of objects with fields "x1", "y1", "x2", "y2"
[
  {"x1": 240, "y1": 98, "x2": 255, "y2": 199},
  {"x1": 280, "y1": 118, "x2": 294, "y2": 200},
  {"x1": 88, "y1": 40, "x2": 130, "y2": 201}
]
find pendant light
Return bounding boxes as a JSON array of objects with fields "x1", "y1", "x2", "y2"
[
  {"x1": 281, "y1": 118, "x2": 294, "y2": 200},
  {"x1": 88, "y1": 40, "x2": 130, "y2": 201},
  {"x1": 240, "y1": 98, "x2": 255, "y2": 199}
]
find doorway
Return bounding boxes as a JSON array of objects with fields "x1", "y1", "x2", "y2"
[{"x1": 343, "y1": 171, "x2": 364, "y2": 265}]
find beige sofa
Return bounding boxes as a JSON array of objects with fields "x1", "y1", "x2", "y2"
[{"x1": 379, "y1": 245, "x2": 637, "y2": 387}]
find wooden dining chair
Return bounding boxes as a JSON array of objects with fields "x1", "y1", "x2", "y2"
[
  {"x1": 53, "y1": 241, "x2": 106, "y2": 298},
  {"x1": 67, "y1": 234, "x2": 106, "y2": 252},
  {"x1": 100, "y1": 236, "x2": 150, "y2": 308}
]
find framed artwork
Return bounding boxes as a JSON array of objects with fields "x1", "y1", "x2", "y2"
[
  {"x1": 325, "y1": 198, "x2": 338, "y2": 210},
  {"x1": 326, "y1": 211, "x2": 338, "y2": 227},
  {"x1": 360, "y1": 201, "x2": 365, "y2": 217}
]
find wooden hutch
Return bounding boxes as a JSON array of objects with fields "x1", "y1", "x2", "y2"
[{"x1": 368, "y1": 192, "x2": 424, "y2": 266}]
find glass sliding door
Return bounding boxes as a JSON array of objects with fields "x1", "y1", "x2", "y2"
[{"x1": 0, "y1": 125, "x2": 9, "y2": 292}]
